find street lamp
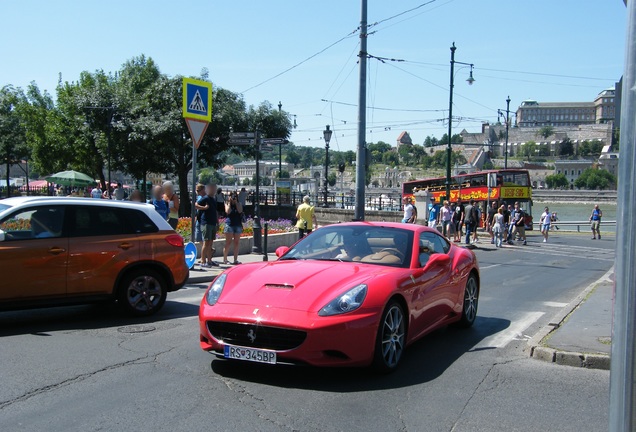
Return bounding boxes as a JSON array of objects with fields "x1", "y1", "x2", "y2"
[
  {"x1": 498, "y1": 96, "x2": 511, "y2": 169},
  {"x1": 446, "y1": 42, "x2": 475, "y2": 201},
  {"x1": 323, "y1": 125, "x2": 333, "y2": 207}
]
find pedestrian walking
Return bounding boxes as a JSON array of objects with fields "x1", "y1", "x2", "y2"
[
  {"x1": 90, "y1": 185, "x2": 102, "y2": 199},
  {"x1": 401, "y1": 197, "x2": 416, "y2": 223},
  {"x1": 487, "y1": 201, "x2": 498, "y2": 244},
  {"x1": 238, "y1": 187, "x2": 247, "y2": 207},
  {"x1": 464, "y1": 199, "x2": 477, "y2": 245},
  {"x1": 223, "y1": 191, "x2": 243, "y2": 265},
  {"x1": 503, "y1": 204, "x2": 512, "y2": 242},
  {"x1": 194, "y1": 183, "x2": 206, "y2": 242},
  {"x1": 113, "y1": 182, "x2": 126, "y2": 200},
  {"x1": 452, "y1": 200, "x2": 465, "y2": 242},
  {"x1": 550, "y1": 212, "x2": 560, "y2": 231},
  {"x1": 589, "y1": 204, "x2": 602, "y2": 240},
  {"x1": 295, "y1": 196, "x2": 317, "y2": 239},
  {"x1": 540, "y1": 206, "x2": 552, "y2": 243},
  {"x1": 128, "y1": 189, "x2": 144, "y2": 203},
  {"x1": 509, "y1": 202, "x2": 527, "y2": 245},
  {"x1": 427, "y1": 197, "x2": 439, "y2": 228},
  {"x1": 195, "y1": 184, "x2": 219, "y2": 267},
  {"x1": 216, "y1": 187, "x2": 226, "y2": 218},
  {"x1": 162, "y1": 181, "x2": 180, "y2": 230},
  {"x1": 493, "y1": 206, "x2": 505, "y2": 248},
  {"x1": 472, "y1": 203, "x2": 482, "y2": 244},
  {"x1": 151, "y1": 185, "x2": 169, "y2": 222},
  {"x1": 440, "y1": 200, "x2": 452, "y2": 239}
]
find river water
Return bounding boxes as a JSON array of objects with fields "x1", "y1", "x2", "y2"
[{"x1": 533, "y1": 202, "x2": 617, "y2": 233}]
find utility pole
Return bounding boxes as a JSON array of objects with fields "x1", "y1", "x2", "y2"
[
  {"x1": 498, "y1": 96, "x2": 511, "y2": 169},
  {"x1": 278, "y1": 101, "x2": 282, "y2": 179},
  {"x1": 252, "y1": 130, "x2": 262, "y2": 254},
  {"x1": 354, "y1": 0, "x2": 368, "y2": 221},
  {"x1": 445, "y1": 43, "x2": 456, "y2": 202},
  {"x1": 609, "y1": 1, "x2": 636, "y2": 430}
]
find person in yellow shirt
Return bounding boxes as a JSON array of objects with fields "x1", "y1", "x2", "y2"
[{"x1": 295, "y1": 196, "x2": 318, "y2": 239}]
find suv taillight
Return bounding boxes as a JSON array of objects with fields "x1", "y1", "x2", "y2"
[{"x1": 165, "y1": 234, "x2": 185, "y2": 248}]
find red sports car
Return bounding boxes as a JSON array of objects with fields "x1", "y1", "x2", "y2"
[{"x1": 199, "y1": 222, "x2": 480, "y2": 372}]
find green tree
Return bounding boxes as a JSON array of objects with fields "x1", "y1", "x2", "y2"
[
  {"x1": 0, "y1": 85, "x2": 28, "y2": 195},
  {"x1": 574, "y1": 168, "x2": 616, "y2": 190},
  {"x1": 286, "y1": 148, "x2": 300, "y2": 166},
  {"x1": 327, "y1": 172, "x2": 337, "y2": 187},
  {"x1": 423, "y1": 135, "x2": 439, "y2": 147},
  {"x1": 557, "y1": 138, "x2": 574, "y2": 156},
  {"x1": 545, "y1": 173, "x2": 569, "y2": 189},
  {"x1": 276, "y1": 170, "x2": 290, "y2": 179},
  {"x1": 197, "y1": 167, "x2": 222, "y2": 185},
  {"x1": 521, "y1": 140, "x2": 537, "y2": 161},
  {"x1": 536, "y1": 125, "x2": 554, "y2": 140}
]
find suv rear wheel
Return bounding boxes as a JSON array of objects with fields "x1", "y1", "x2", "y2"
[{"x1": 118, "y1": 268, "x2": 167, "y2": 316}]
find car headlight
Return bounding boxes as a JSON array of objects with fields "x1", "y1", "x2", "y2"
[
  {"x1": 206, "y1": 274, "x2": 227, "y2": 306},
  {"x1": 319, "y1": 284, "x2": 367, "y2": 316}
]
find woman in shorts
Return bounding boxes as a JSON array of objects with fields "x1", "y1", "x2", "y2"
[{"x1": 223, "y1": 192, "x2": 244, "y2": 265}]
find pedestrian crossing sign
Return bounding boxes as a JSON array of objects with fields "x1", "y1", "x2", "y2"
[{"x1": 182, "y1": 78, "x2": 212, "y2": 122}]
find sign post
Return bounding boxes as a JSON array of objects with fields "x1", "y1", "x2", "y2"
[{"x1": 182, "y1": 78, "x2": 213, "y2": 243}]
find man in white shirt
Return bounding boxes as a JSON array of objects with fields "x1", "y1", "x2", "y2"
[
  {"x1": 402, "y1": 197, "x2": 415, "y2": 223},
  {"x1": 90, "y1": 186, "x2": 102, "y2": 199}
]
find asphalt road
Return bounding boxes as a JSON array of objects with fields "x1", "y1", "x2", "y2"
[{"x1": 0, "y1": 232, "x2": 615, "y2": 432}]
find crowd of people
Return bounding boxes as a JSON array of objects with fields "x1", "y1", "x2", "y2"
[{"x1": 401, "y1": 196, "x2": 603, "y2": 247}]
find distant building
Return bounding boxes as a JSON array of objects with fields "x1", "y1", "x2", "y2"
[
  {"x1": 516, "y1": 87, "x2": 617, "y2": 128},
  {"x1": 233, "y1": 161, "x2": 293, "y2": 181},
  {"x1": 396, "y1": 131, "x2": 413, "y2": 148},
  {"x1": 554, "y1": 160, "x2": 594, "y2": 186},
  {"x1": 598, "y1": 147, "x2": 619, "y2": 177},
  {"x1": 516, "y1": 100, "x2": 596, "y2": 128}
]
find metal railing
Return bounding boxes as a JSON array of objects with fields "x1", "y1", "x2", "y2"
[
  {"x1": 548, "y1": 220, "x2": 616, "y2": 232},
  {"x1": 243, "y1": 191, "x2": 403, "y2": 212}
]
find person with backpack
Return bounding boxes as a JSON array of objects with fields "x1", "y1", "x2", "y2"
[{"x1": 589, "y1": 204, "x2": 602, "y2": 240}]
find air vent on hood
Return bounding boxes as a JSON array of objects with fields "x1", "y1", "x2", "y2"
[{"x1": 264, "y1": 283, "x2": 295, "y2": 290}]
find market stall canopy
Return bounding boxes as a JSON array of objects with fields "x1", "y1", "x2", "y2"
[{"x1": 45, "y1": 170, "x2": 95, "y2": 187}]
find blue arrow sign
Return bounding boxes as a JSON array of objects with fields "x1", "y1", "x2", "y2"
[{"x1": 184, "y1": 242, "x2": 197, "y2": 269}]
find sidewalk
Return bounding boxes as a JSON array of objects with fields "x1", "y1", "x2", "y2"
[
  {"x1": 187, "y1": 252, "x2": 278, "y2": 284},
  {"x1": 528, "y1": 268, "x2": 614, "y2": 370}
]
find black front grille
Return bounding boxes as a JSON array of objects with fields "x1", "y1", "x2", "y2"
[{"x1": 207, "y1": 321, "x2": 307, "y2": 351}]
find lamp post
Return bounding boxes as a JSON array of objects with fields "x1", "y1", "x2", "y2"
[
  {"x1": 498, "y1": 96, "x2": 511, "y2": 169},
  {"x1": 323, "y1": 125, "x2": 333, "y2": 207},
  {"x1": 446, "y1": 42, "x2": 475, "y2": 201}
]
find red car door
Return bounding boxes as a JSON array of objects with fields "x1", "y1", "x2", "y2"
[{"x1": 408, "y1": 232, "x2": 453, "y2": 338}]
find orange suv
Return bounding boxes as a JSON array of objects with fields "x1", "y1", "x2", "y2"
[{"x1": 0, "y1": 196, "x2": 189, "y2": 316}]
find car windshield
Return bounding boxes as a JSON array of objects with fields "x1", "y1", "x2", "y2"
[
  {"x1": 281, "y1": 225, "x2": 413, "y2": 268},
  {"x1": 0, "y1": 204, "x2": 10, "y2": 214}
]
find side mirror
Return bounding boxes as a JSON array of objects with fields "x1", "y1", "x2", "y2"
[
  {"x1": 0, "y1": 229, "x2": 4, "y2": 242},
  {"x1": 275, "y1": 246, "x2": 290, "y2": 258},
  {"x1": 425, "y1": 253, "x2": 450, "y2": 268}
]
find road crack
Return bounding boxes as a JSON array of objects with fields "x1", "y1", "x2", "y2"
[
  {"x1": 449, "y1": 358, "x2": 523, "y2": 432},
  {"x1": 0, "y1": 348, "x2": 174, "y2": 410}
]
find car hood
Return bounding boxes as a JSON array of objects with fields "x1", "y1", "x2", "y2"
[{"x1": 218, "y1": 260, "x2": 393, "y2": 313}]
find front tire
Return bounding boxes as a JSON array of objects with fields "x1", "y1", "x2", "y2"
[
  {"x1": 373, "y1": 300, "x2": 406, "y2": 373},
  {"x1": 118, "y1": 268, "x2": 167, "y2": 316},
  {"x1": 458, "y1": 274, "x2": 479, "y2": 328}
]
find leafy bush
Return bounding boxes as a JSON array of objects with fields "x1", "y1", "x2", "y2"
[{"x1": 175, "y1": 216, "x2": 295, "y2": 242}]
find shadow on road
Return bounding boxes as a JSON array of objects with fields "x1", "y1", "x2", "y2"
[
  {"x1": 210, "y1": 315, "x2": 510, "y2": 392},
  {"x1": 0, "y1": 298, "x2": 199, "y2": 337}
]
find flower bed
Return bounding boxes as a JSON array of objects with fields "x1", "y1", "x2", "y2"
[{"x1": 176, "y1": 217, "x2": 295, "y2": 241}]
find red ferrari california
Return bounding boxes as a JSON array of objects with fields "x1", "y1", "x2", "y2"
[{"x1": 199, "y1": 222, "x2": 480, "y2": 372}]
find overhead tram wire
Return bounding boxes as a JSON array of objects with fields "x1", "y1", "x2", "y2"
[
  {"x1": 320, "y1": 99, "x2": 446, "y2": 113},
  {"x1": 241, "y1": 28, "x2": 359, "y2": 94}
]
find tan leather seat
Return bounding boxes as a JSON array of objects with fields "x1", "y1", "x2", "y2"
[{"x1": 360, "y1": 251, "x2": 402, "y2": 264}]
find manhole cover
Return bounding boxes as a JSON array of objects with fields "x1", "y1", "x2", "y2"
[{"x1": 117, "y1": 325, "x2": 156, "y2": 334}]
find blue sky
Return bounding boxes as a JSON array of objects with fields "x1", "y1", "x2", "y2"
[{"x1": 1, "y1": 1, "x2": 627, "y2": 152}]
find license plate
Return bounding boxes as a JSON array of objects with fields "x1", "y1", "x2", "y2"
[{"x1": 223, "y1": 345, "x2": 277, "y2": 364}]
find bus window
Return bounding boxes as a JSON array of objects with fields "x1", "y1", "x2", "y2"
[
  {"x1": 470, "y1": 175, "x2": 486, "y2": 187},
  {"x1": 514, "y1": 174, "x2": 529, "y2": 186}
]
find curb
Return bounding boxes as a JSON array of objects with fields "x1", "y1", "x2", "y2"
[{"x1": 526, "y1": 266, "x2": 614, "y2": 370}]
